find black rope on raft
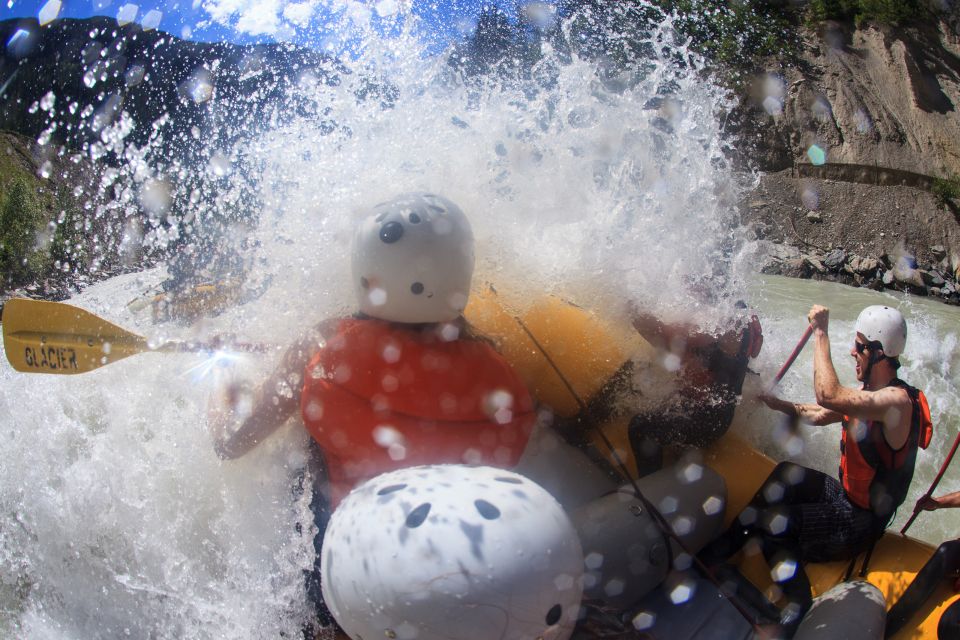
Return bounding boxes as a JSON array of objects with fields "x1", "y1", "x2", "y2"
[{"x1": 512, "y1": 314, "x2": 763, "y2": 633}]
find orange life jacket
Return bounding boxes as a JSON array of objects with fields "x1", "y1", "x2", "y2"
[
  {"x1": 839, "y1": 379, "x2": 933, "y2": 522},
  {"x1": 300, "y1": 318, "x2": 536, "y2": 505}
]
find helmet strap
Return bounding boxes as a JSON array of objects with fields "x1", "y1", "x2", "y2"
[{"x1": 862, "y1": 348, "x2": 885, "y2": 390}]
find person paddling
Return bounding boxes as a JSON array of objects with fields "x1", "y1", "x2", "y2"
[
  {"x1": 699, "y1": 304, "x2": 932, "y2": 637},
  {"x1": 207, "y1": 192, "x2": 537, "y2": 634},
  {"x1": 628, "y1": 301, "x2": 763, "y2": 476}
]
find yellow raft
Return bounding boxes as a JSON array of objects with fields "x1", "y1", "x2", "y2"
[{"x1": 464, "y1": 286, "x2": 956, "y2": 640}]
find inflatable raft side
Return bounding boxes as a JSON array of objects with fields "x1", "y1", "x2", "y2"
[{"x1": 466, "y1": 289, "x2": 954, "y2": 639}]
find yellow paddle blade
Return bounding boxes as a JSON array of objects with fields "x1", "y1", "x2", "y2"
[{"x1": 2, "y1": 299, "x2": 150, "y2": 374}]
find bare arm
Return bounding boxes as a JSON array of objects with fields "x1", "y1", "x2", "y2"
[
  {"x1": 918, "y1": 490, "x2": 960, "y2": 511},
  {"x1": 808, "y1": 305, "x2": 912, "y2": 448},
  {"x1": 209, "y1": 319, "x2": 337, "y2": 459},
  {"x1": 757, "y1": 392, "x2": 843, "y2": 426}
]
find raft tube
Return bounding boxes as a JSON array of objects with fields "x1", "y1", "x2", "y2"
[
  {"x1": 514, "y1": 421, "x2": 619, "y2": 510},
  {"x1": 794, "y1": 580, "x2": 886, "y2": 639},
  {"x1": 573, "y1": 461, "x2": 726, "y2": 609}
]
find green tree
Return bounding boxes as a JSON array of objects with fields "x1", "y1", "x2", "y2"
[
  {"x1": 48, "y1": 189, "x2": 88, "y2": 276},
  {"x1": 658, "y1": 0, "x2": 802, "y2": 69},
  {"x1": 0, "y1": 179, "x2": 45, "y2": 288},
  {"x1": 808, "y1": 0, "x2": 933, "y2": 25}
]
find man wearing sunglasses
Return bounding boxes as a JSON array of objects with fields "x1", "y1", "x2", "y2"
[{"x1": 700, "y1": 304, "x2": 932, "y2": 637}]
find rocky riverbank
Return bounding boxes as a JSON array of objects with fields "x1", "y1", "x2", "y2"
[{"x1": 741, "y1": 170, "x2": 960, "y2": 306}]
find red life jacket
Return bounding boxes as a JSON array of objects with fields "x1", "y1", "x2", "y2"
[
  {"x1": 300, "y1": 318, "x2": 536, "y2": 505},
  {"x1": 839, "y1": 379, "x2": 933, "y2": 522}
]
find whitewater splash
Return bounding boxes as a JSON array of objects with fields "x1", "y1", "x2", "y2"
[
  {"x1": 39, "y1": 1, "x2": 751, "y2": 338},
  {"x1": 5, "y1": 2, "x2": 931, "y2": 638}
]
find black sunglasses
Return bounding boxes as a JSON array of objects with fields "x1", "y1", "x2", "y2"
[{"x1": 855, "y1": 340, "x2": 882, "y2": 354}]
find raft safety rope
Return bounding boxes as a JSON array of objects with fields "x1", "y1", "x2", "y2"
[{"x1": 512, "y1": 315, "x2": 764, "y2": 633}]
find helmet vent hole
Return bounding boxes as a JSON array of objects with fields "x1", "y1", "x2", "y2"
[
  {"x1": 377, "y1": 483, "x2": 407, "y2": 496},
  {"x1": 474, "y1": 499, "x2": 501, "y2": 520},
  {"x1": 411, "y1": 282, "x2": 424, "y2": 295},
  {"x1": 545, "y1": 604, "x2": 562, "y2": 626},
  {"x1": 360, "y1": 277, "x2": 369, "y2": 289},
  {"x1": 405, "y1": 503, "x2": 431, "y2": 528},
  {"x1": 408, "y1": 213, "x2": 421, "y2": 223},
  {"x1": 379, "y1": 221, "x2": 404, "y2": 244},
  {"x1": 495, "y1": 476, "x2": 523, "y2": 485}
]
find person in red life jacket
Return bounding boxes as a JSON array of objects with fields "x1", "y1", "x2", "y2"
[
  {"x1": 627, "y1": 300, "x2": 764, "y2": 477},
  {"x1": 207, "y1": 192, "x2": 537, "y2": 634},
  {"x1": 699, "y1": 304, "x2": 932, "y2": 638}
]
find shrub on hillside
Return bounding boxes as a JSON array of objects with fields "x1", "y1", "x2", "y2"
[
  {"x1": 657, "y1": 0, "x2": 801, "y2": 70},
  {"x1": 933, "y1": 175, "x2": 960, "y2": 208},
  {"x1": 808, "y1": 0, "x2": 935, "y2": 26},
  {"x1": 0, "y1": 179, "x2": 46, "y2": 289}
]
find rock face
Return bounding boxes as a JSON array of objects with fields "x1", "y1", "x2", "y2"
[
  {"x1": 735, "y1": 18, "x2": 960, "y2": 305},
  {"x1": 788, "y1": 24, "x2": 960, "y2": 176},
  {"x1": 733, "y1": 20, "x2": 960, "y2": 177}
]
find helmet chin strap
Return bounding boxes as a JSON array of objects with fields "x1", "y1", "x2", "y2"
[{"x1": 862, "y1": 349, "x2": 885, "y2": 390}]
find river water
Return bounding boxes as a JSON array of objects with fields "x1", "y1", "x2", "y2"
[{"x1": 1, "y1": 3, "x2": 959, "y2": 638}]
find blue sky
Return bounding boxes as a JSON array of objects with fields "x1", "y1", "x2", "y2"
[{"x1": 1, "y1": 0, "x2": 544, "y2": 49}]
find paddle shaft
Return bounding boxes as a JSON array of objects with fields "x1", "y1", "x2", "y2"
[
  {"x1": 901, "y1": 429, "x2": 960, "y2": 535},
  {"x1": 158, "y1": 340, "x2": 270, "y2": 354},
  {"x1": 770, "y1": 324, "x2": 814, "y2": 389}
]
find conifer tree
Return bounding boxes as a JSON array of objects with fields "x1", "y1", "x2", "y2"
[{"x1": 0, "y1": 179, "x2": 43, "y2": 287}]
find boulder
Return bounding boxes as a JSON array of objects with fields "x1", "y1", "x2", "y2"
[
  {"x1": 846, "y1": 255, "x2": 881, "y2": 275},
  {"x1": 892, "y1": 268, "x2": 928, "y2": 295},
  {"x1": 781, "y1": 257, "x2": 813, "y2": 278},
  {"x1": 806, "y1": 255, "x2": 827, "y2": 274},
  {"x1": 823, "y1": 249, "x2": 846, "y2": 271},
  {"x1": 921, "y1": 270, "x2": 946, "y2": 288},
  {"x1": 760, "y1": 241, "x2": 802, "y2": 262}
]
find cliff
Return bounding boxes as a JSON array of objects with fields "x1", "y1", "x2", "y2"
[{"x1": 732, "y1": 17, "x2": 960, "y2": 303}]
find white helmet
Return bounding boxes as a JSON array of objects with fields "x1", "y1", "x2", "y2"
[
  {"x1": 321, "y1": 465, "x2": 584, "y2": 640},
  {"x1": 352, "y1": 193, "x2": 475, "y2": 323},
  {"x1": 854, "y1": 305, "x2": 907, "y2": 357}
]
